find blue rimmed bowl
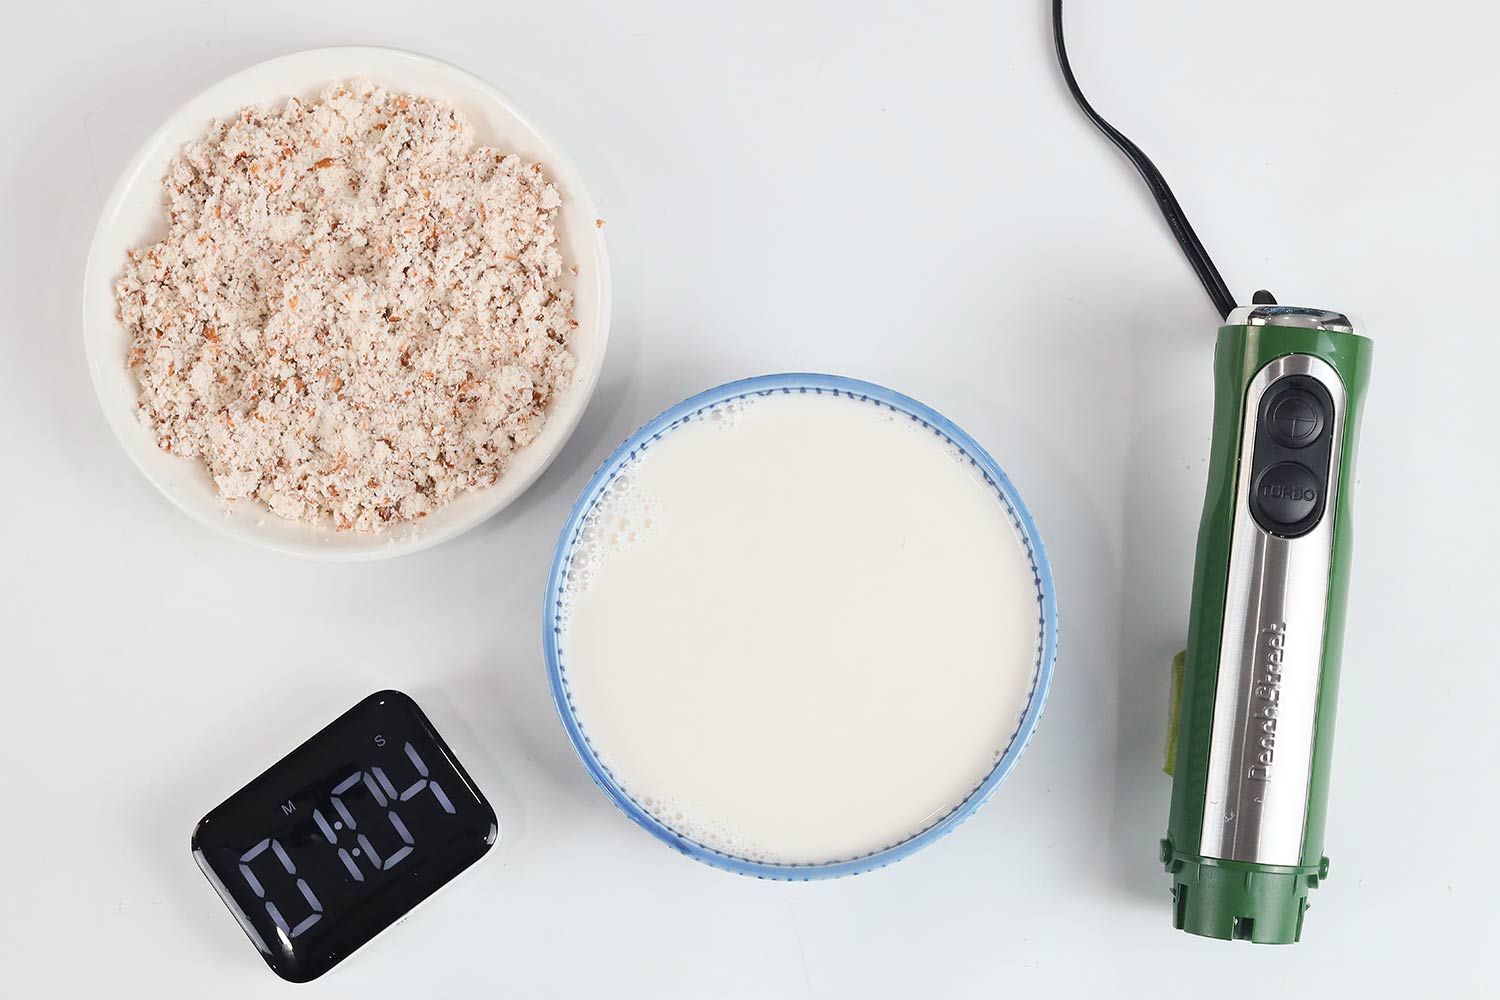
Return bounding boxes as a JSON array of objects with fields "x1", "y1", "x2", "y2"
[{"x1": 543, "y1": 373, "x2": 1057, "y2": 879}]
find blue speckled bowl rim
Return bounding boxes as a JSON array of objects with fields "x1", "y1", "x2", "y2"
[{"x1": 543, "y1": 373, "x2": 1058, "y2": 880}]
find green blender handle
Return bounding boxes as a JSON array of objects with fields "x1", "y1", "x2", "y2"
[{"x1": 1163, "y1": 305, "x2": 1373, "y2": 943}]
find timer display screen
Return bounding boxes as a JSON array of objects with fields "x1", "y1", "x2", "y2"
[{"x1": 191, "y1": 691, "x2": 496, "y2": 982}]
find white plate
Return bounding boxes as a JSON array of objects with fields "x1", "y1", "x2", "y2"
[{"x1": 83, "y1": 47, "x2": 610, "y2": 560}]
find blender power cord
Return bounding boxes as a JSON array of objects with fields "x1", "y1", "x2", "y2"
[{"x1": 1051, "y1": 0, "x2": 1273, "y2": 318}]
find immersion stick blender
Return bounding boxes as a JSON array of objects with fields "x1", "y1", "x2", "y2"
[{"x1": 1052, "y1": 2, "x2": 1373, "y2": 942}]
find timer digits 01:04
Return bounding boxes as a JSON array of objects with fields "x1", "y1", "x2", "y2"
[{"x1": 191, "y1": 691, "x2": 497, "y2": 982}]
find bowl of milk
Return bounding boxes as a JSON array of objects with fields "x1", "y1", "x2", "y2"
[{"x1": 544, "y1": 374, "x2": 1056, "y2": 878}]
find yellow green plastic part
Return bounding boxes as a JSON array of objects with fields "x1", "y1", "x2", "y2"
[{"x1": 1164, "y1": 650, "x2": 1184, "y2": 777}]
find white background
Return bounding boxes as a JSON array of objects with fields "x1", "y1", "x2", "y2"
[{"x1": 2, "y1": 1, "x2": 1496, "y2": 996}]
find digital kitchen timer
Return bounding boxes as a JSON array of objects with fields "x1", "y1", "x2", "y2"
[{"x1": 191, "y1": 690, "x2": 497, "y2": 982}]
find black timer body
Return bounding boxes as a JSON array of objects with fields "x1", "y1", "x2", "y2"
[{"x1": 192, "y1": 690, "x2": 497, "y2": 982}]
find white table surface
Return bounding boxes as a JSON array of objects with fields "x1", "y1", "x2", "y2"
[{"x1": 4, "y1": 1, "x2": 1497, "y2": 996}]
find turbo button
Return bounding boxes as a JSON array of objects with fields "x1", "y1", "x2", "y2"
[{"x1": 1253, "y1": 462, "x2": 1320, "y2": 529}]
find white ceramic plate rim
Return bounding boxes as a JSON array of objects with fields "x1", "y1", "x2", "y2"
[{"x1": 83, "y1": 46, "x2": 610, "y2": 560}]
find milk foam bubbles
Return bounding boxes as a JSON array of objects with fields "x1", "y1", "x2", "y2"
[
  {"x1": 557, "y1": 473, "x2": 661, "y2": 632},
  {"x1": 556, "y1": 390, "x2": 1043, "y2": 867}
]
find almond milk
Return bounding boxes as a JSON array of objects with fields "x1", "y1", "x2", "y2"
[{"x1": 557, "y1": 391, "x2": 1043, "y2": 865}]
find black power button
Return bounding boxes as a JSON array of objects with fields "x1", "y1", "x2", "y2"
[
  {"x1": 1267, "y1": 390, "x2": 1325, "y2": 448},
  {"x1": 1253, "y1": 462, "x2": 1320, "y2": 528}
]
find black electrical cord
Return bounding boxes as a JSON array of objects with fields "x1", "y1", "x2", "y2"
[{"x1": 1052, "y1": 0, "x2": 1262, "y2": 319}]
